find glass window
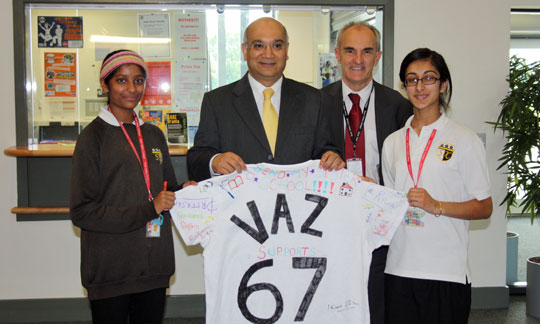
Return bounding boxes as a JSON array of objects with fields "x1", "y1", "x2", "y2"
[
  {"x1": 23, "y1": 3, "x2": 383, "y2": 145},
  {"x1": 509, "y1": 10, "x2": 540, "y2": 203}
]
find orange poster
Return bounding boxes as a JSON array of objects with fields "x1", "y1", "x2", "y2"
[
  {"x1": 44, "y1": 52, "x2": 76, "y2": 97},
  {"x1": 142, "y1": 61, "x2": 172, "y2": 106}
]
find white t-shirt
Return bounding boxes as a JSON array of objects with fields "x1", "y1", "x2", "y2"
[
  {"x1": 171, "y1": 160, "x2": 408, "y2": 324},
  {"x1": 381, "y1": 113, "x2": 491, "y2": 284}
]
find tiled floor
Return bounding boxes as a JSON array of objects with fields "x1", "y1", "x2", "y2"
[
  {"x1": 467, "y1": 216, "x2": 540, "y2": 324},
  {"x1": 469, "y1": 295, "x2": 540, "y2": 323}
]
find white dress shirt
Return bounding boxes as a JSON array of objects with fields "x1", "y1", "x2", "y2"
[
  {"x1": 209, "y1": 74, "x2": 284, "y2": 176},
  {"x1": 247, "y1": 73, "x2": 283, "y2": 117},
  {"x1": 342, "y1": 80, "x2": 379, "y2": 183}
]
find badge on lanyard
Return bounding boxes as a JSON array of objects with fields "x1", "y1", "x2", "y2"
[
  {"x1": 147, "y1": 214, "x2": 163, "y2": 237},
  {"x1": 146, "y1": 222, "x2": 161, "y2": 237},
  {"x1": 347, "y1": 158, "x2": 363, "y2": 177},
  {"x1": 404, "y1": 208, "x2": 424, "y2": 227},
  {"x1": 342, "y1": 87, "x2": 373, "y2": 177},
  {"x1": 109, "y1": 107, "x2": 162, "y2": 238}
]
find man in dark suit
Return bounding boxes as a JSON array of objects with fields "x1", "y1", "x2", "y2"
[
  {"x1": 322, "y1": 22, "x2": 412, "y2": 324},
  {"x1": 188, "y1": 17, "x2": 344, "y2": 181}
]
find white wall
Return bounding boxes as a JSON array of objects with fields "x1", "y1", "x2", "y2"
[
  {"x1": 512, "y1": 0, "x2": 540, "y2": 8},
  {"x1": 0, "y1": 0, "x2": 513, "y2": 300},
  {"x1": 281, "y1": 11, "x2": 315, "y2": 85},
  {"x1": 394, "y1": 0, "x2": 510, "y2": 287},
  {"x1": 0, "y1": 0, "x2": 205, "y2": 298}
]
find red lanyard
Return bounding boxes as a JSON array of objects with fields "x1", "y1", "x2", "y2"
[
  {"x1": 406, "y1": 128, "x2": 436, "y2": 188},
  {"x1": 109, "y1": 107, "x2": 153, "y2": 200}
]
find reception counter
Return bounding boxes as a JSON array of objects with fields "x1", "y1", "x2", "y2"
[
  {"x1": 5, "y1": 144, "x2": 189, "y2": 157},
  {"x1": 4, "y1": 144, "x2": 189, "y2": 220}
]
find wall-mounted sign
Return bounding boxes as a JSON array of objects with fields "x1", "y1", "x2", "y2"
[
  {"x1": 142, "y1": 61, "x2": 172, "y2": 106},
  {"x1": 138, "y1": 13, "x2": 170, "y2": 58},
  {"x1": 44, "y1": 52, "x2": 77, "y2": 97},
  {"x1": 174, "y1": 13, "x2": 206, "y2": 59},
  {"x1": 38, "y1": 16, "x2": 83, "y2": 48}
]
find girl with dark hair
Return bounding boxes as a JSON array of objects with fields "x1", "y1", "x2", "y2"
[
  {"x1": 381, "y1": 48, "x2": 493, "y2": 323},
  {"x1": 70, "y1": 50, "x2": 186, "y2": 323}
]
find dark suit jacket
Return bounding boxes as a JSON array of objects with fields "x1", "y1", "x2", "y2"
[
  {"x1": 187, "y1": 74, "x2": 338, "y2": 181},
  {"x1": 321, "y1": 80, "x2": 412, "y2": 184}
]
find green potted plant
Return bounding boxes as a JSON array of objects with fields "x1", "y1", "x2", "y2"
[{"x1": 492, "y1": 55, "x2": 540, "y2": 318}]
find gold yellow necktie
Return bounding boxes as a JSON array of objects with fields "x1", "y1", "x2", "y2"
[{"x1": 262, "y1": 88, "x2": 278, "y2": 156}]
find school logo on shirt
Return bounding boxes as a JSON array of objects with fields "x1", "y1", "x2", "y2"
[
  {"x1": 436, "y1": 143, "x2": 454, "y2": 161},
  {"x1": 152, "y1": 148, "x2": 163, "y2": 164}
]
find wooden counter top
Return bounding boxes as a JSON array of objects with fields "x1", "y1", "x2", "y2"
[
  {"x1": 4, "y1": 144, "x2": 189, "y2": 157},
  {"x1": 11, "y1": 206, "x2": 70, "y2": 214}
]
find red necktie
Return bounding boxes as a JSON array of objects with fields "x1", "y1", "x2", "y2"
[{"x1": 345, "y1": 93, "x2": 365, "y2": 176}]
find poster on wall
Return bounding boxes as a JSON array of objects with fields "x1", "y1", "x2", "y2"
[
  {"x1": 141, "y1": 61, "x2": 172, "y2": 106},
  {"x1": 166, "y1": 112, "x2": 188, "y2": 144},
  {"x1": 139, "y1": 109, "x2": 169, "y2": 133},
  {"x1": 37, "y1": 16, "x2": 83, "y2": 48},
  {"x1": 44, "y1": 52, "x2": 77, "y2": 97},
  {"x1": 138, "y1": 13, "x2": 170, "y2": 58},
  {"x1": 45, "y1": 98, "x2": 77, "y2": 122},
  {"x1": 174, "y1": 59, "x2": 207, "y2": 128},
  {"x1": 317, "y1": 53, "x2": 340, "y2": 89},
  {"x1": 174, "y1": 13, "x2": 207, "y2": 59}
]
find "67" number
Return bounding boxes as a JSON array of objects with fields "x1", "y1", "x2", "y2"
[{"x1": 237, "y1": 257, "x2": 327, "y2": 323}]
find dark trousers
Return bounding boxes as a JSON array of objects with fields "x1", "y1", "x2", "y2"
[
  {"x1": 368, "y1": 245, "x2": 388, "y2": 324},
  {"x1": 90, "y1": 288, "x2": 167, "y2": 324},
  {"x1": 385, "y1": 274, "x2": 471, "y2": 324}
]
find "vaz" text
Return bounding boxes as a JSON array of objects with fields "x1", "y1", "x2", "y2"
[{"x1": 230, "y1": 193, "x2": 328, "y2": 244}]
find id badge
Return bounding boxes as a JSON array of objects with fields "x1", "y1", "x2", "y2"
[
  {"x1": 146, "y1": 214, "x2": 164, "y2": 238},
  {"x1": 347, "y1": 158, "x2": 363, "y2": 176},
  {"x1": 404, "y1": 207, "x2": 424, "y2": 227}
]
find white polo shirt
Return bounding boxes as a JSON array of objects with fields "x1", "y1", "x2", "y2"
[{"x1": 381, "y1": 113, "x2": 491, "y2": 284}]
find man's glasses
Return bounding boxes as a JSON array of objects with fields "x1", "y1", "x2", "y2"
[
  {"x1": 245, "y1": 41, "x2": 287, "y2": 52},
  {"x1": 404, "y1": 76, "x2": 440, "y2": 87}
]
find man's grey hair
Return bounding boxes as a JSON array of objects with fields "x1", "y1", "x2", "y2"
[
  {"x1": 336, "y1": 21, "x2": 381, "y2": 52},
  {"x1": 242, "y1": 17, "x2": 289, "y2": 44}
]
